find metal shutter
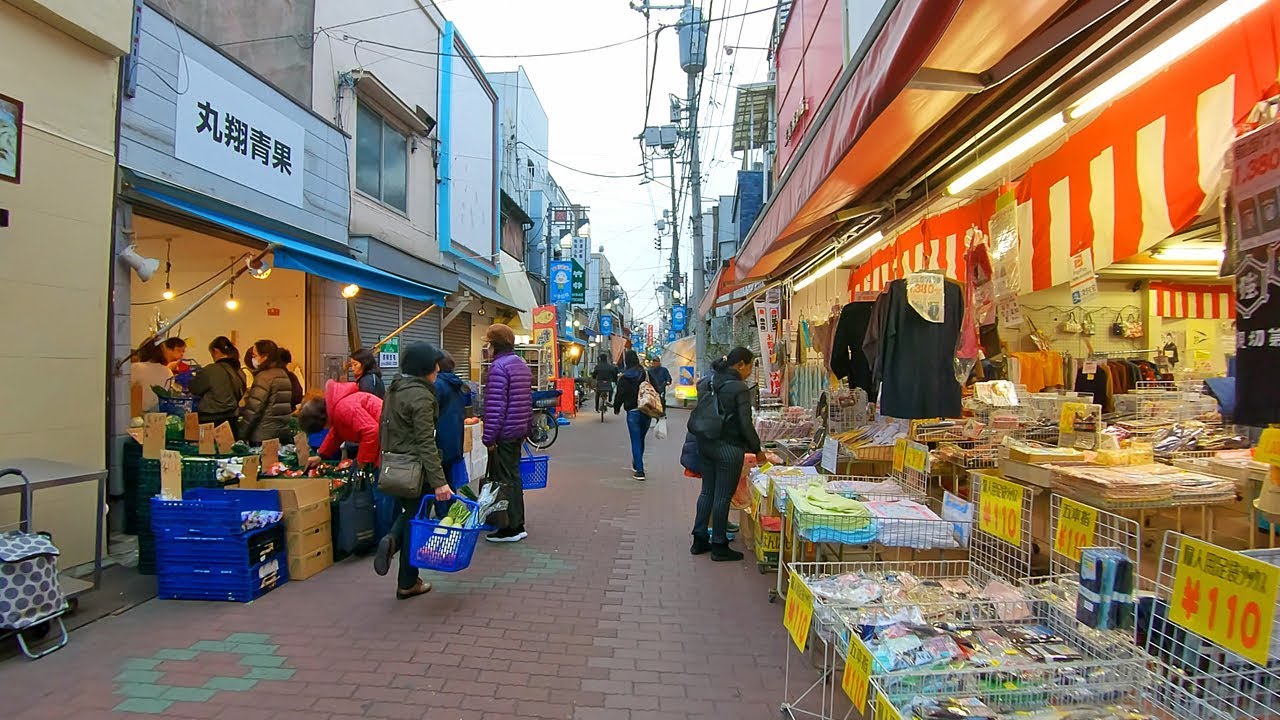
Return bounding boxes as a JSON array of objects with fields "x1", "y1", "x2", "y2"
[
  {"x1": 353, "y1": 292, "x2": 443, "y2": 377},
  {"x1": 442, "y1": 312, "x2": 472, "y2": 381}
]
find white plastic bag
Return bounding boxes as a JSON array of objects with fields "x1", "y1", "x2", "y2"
[{"x1": 654, "y1": 417, "x2": 668, "y2": 440}]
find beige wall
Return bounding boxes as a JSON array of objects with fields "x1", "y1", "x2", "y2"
[
  {"x1": 130, "y1": 218, "x2": 308, "y2": 390},
  {"x1": 0, "y1": 1, "x2": 130, "y2": 469}
]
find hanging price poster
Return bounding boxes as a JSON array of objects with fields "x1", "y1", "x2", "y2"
[
  {"x1": 783, "y1": 569, "x2": 815, "y2": 651},
  {"x1": 978, "y1": 474, "x2": 1024, "y2": 546},
  {"x1": 904, "y1": 441, "x2": 929, "y2": 475},
  {"x1": 1054, "y1": 498, "x2": 1097, "y2": 562},
  {"x1": 875, "y1": 691, "x2": 903, "y2": 720},
  {"x1": 892, "y1": 439, "x2": 907, "y2": 474},
  {"x1": 841, "y1": 635, "x2": 874, "y2": 712},
  {"x1": 1170, "y1": 537, "x2": 1279, "y2": 666}
]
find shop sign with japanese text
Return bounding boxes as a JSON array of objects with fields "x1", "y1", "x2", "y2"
[
  {"x1": 175, "y1": 59, "x2": 305, "y2": 206},
  {"x1": 1170, "y1": 537, "x2": 1279, "y2": 666}
]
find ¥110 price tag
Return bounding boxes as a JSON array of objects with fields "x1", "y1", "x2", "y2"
[
  {"x1": 1054, "y1": 498, "x2": 1097, "y2": 562},
  {"x1": 978, "y1": 474, "x2": 1024, "y2": 547},
  {"x1": 892, "y1": 439, "x2": 907, "y2": 473},
  {"x1": 875, "y1": 691, "x2": 903, "y2": 720},
  {"x1": 841, "y1": 635, "x2": 874, "y2": 712},
  {"x1": 1170, "y1": 537, "x2": 1280, "y2": 666},
  {"x1": 1255, "y1": 427, "x2": 1280, "y2": 466},
  {"x1": 783, "y1": 569, "x2": 815, "y2": 652},
  {"x1": 904, "y1": 441, "x2": 929, "y2": 474}
]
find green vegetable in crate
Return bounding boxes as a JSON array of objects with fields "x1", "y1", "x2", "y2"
[{"x1": 151, "y1": 385, "x2": 181, "y2": 399}]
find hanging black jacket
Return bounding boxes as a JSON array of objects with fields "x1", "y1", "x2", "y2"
[
  {"x1": 872, "y1": 278, "x2": 964, "y2": 419},
  {"x1": 830, "y1": 301, "x2": 876, "y2": 395}
]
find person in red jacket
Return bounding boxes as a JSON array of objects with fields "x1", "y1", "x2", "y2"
[{"x1": 297, "y1": 380, "x2": 383, "y2": 466}]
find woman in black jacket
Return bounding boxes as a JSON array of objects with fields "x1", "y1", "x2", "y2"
[
  {"x1": 188, "y1": 336, "x2": 245, "y2": 428},
  {"x1": 690, "y1": 347, "x2": 763, "y2": 561},
  {"x1": 349, "y1": 348, "x2": 386, "y2": 398},
  {"x1": 613, "y1": 350, "x2": 652, "y2": 480}
]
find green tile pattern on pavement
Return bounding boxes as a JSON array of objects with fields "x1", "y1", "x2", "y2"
[{"x1": 111, "y1": 632, "x2": 296, "y2": 714}]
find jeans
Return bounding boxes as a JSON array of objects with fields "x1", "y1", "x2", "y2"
[
  {"x1": 626, "y1": 410, "x2": 652, "y2": 474},
  {"x1": 487, "y1": 440, "x2": 524, "y2": 529},
  {"x1": 388, "y1": 496, "x2": 422, "y2": 591},
  {"x1": 692, "y1": 441, "x2": 746, "y2": 544}
]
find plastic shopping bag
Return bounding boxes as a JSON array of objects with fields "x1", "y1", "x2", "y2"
[{"x1": 654, "y1": 417, "x2": 668, "y2": 440}]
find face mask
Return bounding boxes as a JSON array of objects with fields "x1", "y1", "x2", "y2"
[{"x1": 250, "y1": 356, "x2": 260, "y2": 370}]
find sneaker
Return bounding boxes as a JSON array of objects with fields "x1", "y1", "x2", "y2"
[
  {"x1": 690, "y1": 534, "x2": 712, "y2": 555},
  {"x1": 486, "y1": 527, "x2": 527, "y2": 543},
  {"x1": 634, "y1": 471, "x2": 647, "y2": 481},
  {"x1": 710, "y1": 542, "x2": 744, "y2": 562}
]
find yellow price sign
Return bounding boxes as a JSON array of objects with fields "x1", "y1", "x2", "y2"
[
  {"x1": 892, "y1": 439, "x2": 906, "y2": 473},
  {"x1": 978, "y1": 474, "x2": 1024, "y2": 546},
  {"x1": 1170, "y1": 537, "x2": 1280, "y2": 666},
  {"x1": 875, "y1": 691, "x2": 903, "y2": 720},
  {"x1": 1059, "y1": 401, "x2": 1090, "y2": 433},
  {"x1": 1255, "y1": 428, "x2": 1280, "y2": 466},
  {"x1": 904, "y1": 441, "x2": 929, "y2": 474},
  {"x1": 1054, "y1": 498, "x2": 1097, "y2": 562},
  {"x1": 783, "y1": 569, "x2": 815, "y2": 652},
  {"x1": 841, "y1": 635, "x2": 873, "y2": 712}
]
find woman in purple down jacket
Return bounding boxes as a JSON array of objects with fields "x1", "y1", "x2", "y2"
[{"x1": 482, "y1": 324, "x2": 534, "y2": 543}]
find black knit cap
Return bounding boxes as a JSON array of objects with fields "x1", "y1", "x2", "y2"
[{"x1": 401, "y1": 341, "x2": 444, "y2": 378}]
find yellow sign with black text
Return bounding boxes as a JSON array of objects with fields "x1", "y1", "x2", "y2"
[
  {"x1": 1054, "y1": 497, "x2": 1097, "y2": 562},
  {"x1": 904, "y1": 441, "x2": 928, "y2": 474},
  {"x1": 783, "y1": 569, "x2": 814, "y2": 652},
  {"x1": 978, "y1": 474, "x2": 1024, "y2": 546},
  {"x1": 892, "y1": 439, "x2": 906, "y2": 473},
  {"x1": 875, "y1": 691, "x2": 903, "y2": 720},
  {"x1": 841, "y1": 636, "x2": 874, "y2": 712}
]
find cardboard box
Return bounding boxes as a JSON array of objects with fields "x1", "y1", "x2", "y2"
[
  {"x1": 259, "y1": 477, "x2": 331, "y2": 510},
  {"x1": 289, "y1": 544, "x2": 333, "y2": 581},
  {"x1": 285, "y1": 499, "x2": 331, "y2": 534},
  {"x1": 287, "y1": 522, "x2": 331, "y2": 558}
]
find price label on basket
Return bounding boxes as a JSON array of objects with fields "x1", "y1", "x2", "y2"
[
  {"x1": 1169, "y1": 536, "x2": 1280, "y2": 666},
  {"x1": 841, "y1": 635, "x2": 874, "y2": 712},
  {"x1": 1255, "y1": 428, "x2": 1280, "y2": 466},
  {"x1": 904, "y1": 441, "x2": 929, "y2": 475},
  {"x1": 892, "y1": 439, "x2": 907, "y2": 474},
  {"x1": 821, "y1": 436, "x2": 838, "y2": 473},
  {"x1": 1054, "y1": 498, "x2": 1097, "y2": 562},
  {"x1": 977, "y1": 474, "x2": 1024, "y2": 546},
  {"x1": 1058, "y1": 401, "x2": 1090, "y2": 433},
  {"x1": 875, "y1": 690, "x2": 903, "y2": 720},
  {"x1": 783, "y1": 569, "x2": 814, "y2": 652}
]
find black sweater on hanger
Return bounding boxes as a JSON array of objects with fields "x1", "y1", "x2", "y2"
[
  {"x1": 871, "y1": 278, "x2": 963, "y2": 419},
  {"x1": 830, "y1": 301, "x2": 876, "y2": 396}
]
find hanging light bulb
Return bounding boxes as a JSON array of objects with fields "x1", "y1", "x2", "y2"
[
  {"x1": 225, "y1": 281, "x2": 239, "y2": 311},
  {"x1": 341, "y1": 283, "x2": 360, "y2": 299},
  {"x1": 162, "y1": 239, "x2": 175, "y2": 300}
]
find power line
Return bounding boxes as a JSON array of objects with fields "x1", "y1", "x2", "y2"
[{"x1": 515, "y1": 141, "x2": 644, "y2": 180}]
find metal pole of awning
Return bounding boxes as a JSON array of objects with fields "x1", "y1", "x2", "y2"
[
  {"x1": 114, "y1": 245, "x2": 276, "y2": 371},
  {"x1": 372, "y1": 303, "x2": 437, "y2": 351}
]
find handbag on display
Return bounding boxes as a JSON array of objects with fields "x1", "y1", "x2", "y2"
[
  {"x1": 1060, "y1": 310, "x2": 1082, "y2": 334},
  {"x1": 1123, "y1": 313, "x2": 1144, "y2": 339},
  {"x1": 332, "y1": 469, "x2": 376, "y2": 559},
  {"x1": 1110, "y1": 313, "x2": 1126, "y2": 337},
  {"x1": 376, "y1": 386, "x2": 425, "y2": 499},
  {"x1": 1081, "y1": 312, "x2": 1096, "y2": 336}
]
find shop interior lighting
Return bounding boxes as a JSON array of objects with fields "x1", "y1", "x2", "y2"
[
  {"x1": 162, "y1": 240, "x2": 175, "y2": 301},
  {"x1": 792, "y1": 231, "x2": 886, "y2": 291},
  {"x1": 225, "y1": 281, "x2": 239, "y2": 311},
  {"x1": 947, "y1": 116, "x2": 1065, "y2": 194},
  {"x1": 1151, "y1": 245, "x2": 1225, "y2": 262},
  {"x1": 1069, "y1": 0, "x2": 1264, "y2": 120},
  {"x1": 341, "y1": 283, "x2": 360, "y2": 299},
  {"x1": 246, "y1": 256, "x2": 272, "y2": 280}
]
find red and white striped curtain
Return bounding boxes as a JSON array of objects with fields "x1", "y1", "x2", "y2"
[{"x1": 1149, "y1": 282, "x2": 1235, "y2": 320}]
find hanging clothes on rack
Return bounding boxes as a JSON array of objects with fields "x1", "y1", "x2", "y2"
[
  {"x1": 830, "y1": 301, "x2": 877, "y2": 396},
  {"x1": 865, "y1": 277, "x2": 964, "y2": 419}
]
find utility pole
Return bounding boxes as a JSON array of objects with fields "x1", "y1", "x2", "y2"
[
  {"x1": 668, "y1": 151, "x2": 680, "y2": 303},
  {"x1": 679, "y1": 1, "x2": 708, "y2": 372}
]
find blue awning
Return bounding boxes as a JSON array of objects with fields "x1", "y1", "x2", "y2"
[{"x1": 134, "y1": 188, "x2": 448, "y2": 305}]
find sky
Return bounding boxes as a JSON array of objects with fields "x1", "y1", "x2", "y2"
[{"x1": 438, "y1": 0, "x2": 776, "y2": 329}]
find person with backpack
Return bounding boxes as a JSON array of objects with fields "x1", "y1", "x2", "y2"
[
  {"x1": 687, "y1": 347, "x2": 763, "y2": 561},
  {"x1": 613, "y1": 349, "x2": 659, "y2": 480}
]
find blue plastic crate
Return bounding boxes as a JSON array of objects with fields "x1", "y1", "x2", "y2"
[
  {"x1": 156, "y1": 524, "x2": 285, "y2": 566},
  {"x1": 519, "y1": 452, "x2": 549, "y2": 490},
  {"x1": 150, "y1": 488, "x2": 281, "y2": 536},
  {"x1": 157, "y1": 551, "x2": 289, "y2": 602}
]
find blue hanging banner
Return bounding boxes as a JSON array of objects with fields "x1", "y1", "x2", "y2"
[
  {"x1": 600, "y1": 315, "x2": 613, "y2": 336},
  {"x1": 667, "y1": 329, "x2": 676, "y2": 343},
  {"x1": 549, "y1": 260, "x2": 572, "y2": 304},
  {"x1": 672, "y1": 304, "x2": 687, "y2": 332}
]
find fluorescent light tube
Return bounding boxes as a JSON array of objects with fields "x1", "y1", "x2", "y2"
[{"x1": 948, "y1": 116, "x2": 1065, "y2": 195}]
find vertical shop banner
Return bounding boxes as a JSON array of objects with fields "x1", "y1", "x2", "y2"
[
  {"x1": 646, "y1": 324, "x2": 654, "y2": 349},
  {"x1": 549, "y1": 261, "x2": 572, "y2": 303},
  {"x1": 1232, "y1": 125, "x2": 1280, "y2": 426},
  {"x1": 672, "y1": 304, "x2": 687, "y2": 332},
  {"x1": 570, "y1": 260, "x2": 587, "y2": 304},
  {"x1": 600, "y1": 315, "x2": 613, "y2": 336},
  {"x1": 754, "y1": 289, "x2": 782, "y2": 396},
  {"x1": 1232, "y1": 121, "x2": 1280, "y2": 253},
  {"x1": 667, "y1": 329, "x2": 676, "y2": 343},
  {"x1": 531, "y1": 305, "x2": 559, "y2": 378}
]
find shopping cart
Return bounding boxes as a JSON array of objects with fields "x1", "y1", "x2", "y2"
[{"x1": 0, "y1": 468, "x2": 69, "y2": 659}]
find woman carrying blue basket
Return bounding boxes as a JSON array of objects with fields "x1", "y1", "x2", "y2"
[{"x1": 372, "y1": 342, "x2": 453, "y2": 600}]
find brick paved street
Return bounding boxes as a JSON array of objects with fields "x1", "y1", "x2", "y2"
[{"x1": 2, "y1": 412, "x2": 812, "y2": 719}]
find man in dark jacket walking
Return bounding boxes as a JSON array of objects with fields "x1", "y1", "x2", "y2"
[
  {"x1": 434, "y1": 352, "x2": 473, "y2": 489},
  {"x1": 482, "y1": 324, "x2": 533, "y2": 542}
]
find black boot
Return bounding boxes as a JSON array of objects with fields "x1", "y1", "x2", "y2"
[
  {"x1": 711, "y1": 542, "x2": 744, "y2": 562},
  {"x1": 690, "y1": 533, "x2": 712, "y2": 555}
]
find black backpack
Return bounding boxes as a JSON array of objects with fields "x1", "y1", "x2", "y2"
[{"x1": 687, "y1": 378, "x2": 731, "y2": 441}]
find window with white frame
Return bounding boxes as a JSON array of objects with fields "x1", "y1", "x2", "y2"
[{"x1": 355, "y1": 101, "x2": 408, "y2": 212}]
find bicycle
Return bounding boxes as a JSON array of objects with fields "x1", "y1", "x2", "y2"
[
  {"x1": 528, "y1": 389, "x2": 561, "y2": 450},
  {"x1": 595, "y1": 380, "x2": 613, "y2": 422}
]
